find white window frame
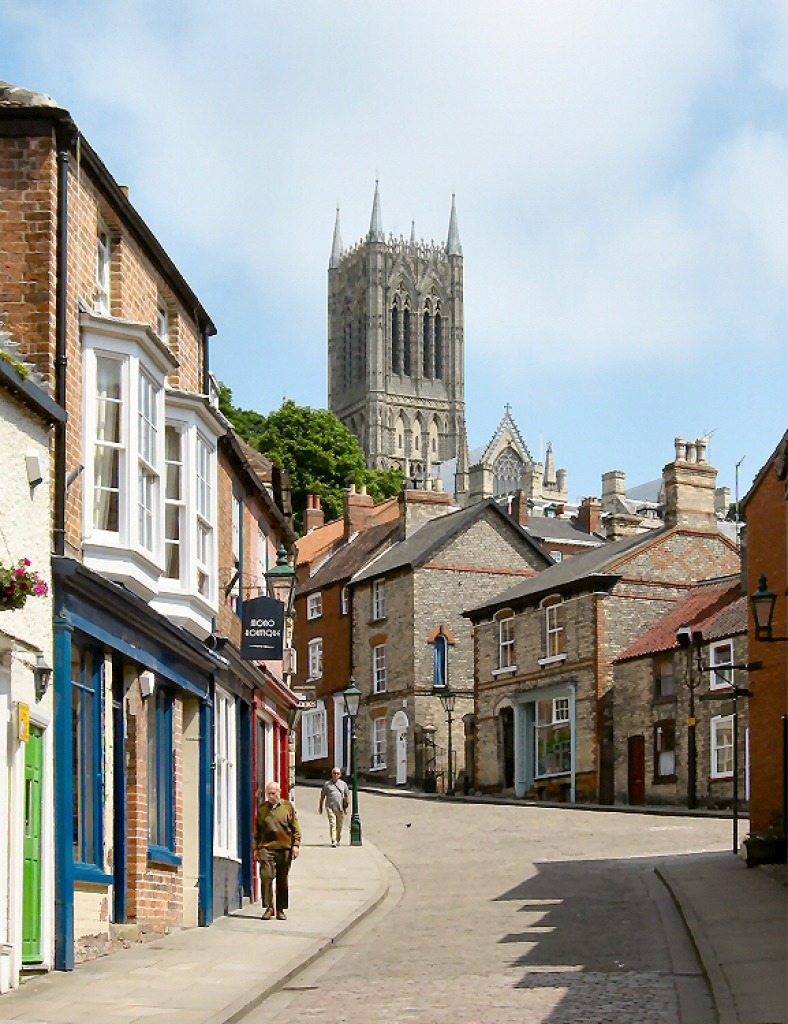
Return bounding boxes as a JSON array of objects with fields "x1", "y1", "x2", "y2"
[
  {"x1": 157, "y1": 302, "x2": 169, "y2": 344},
  {"x1": 340, "y1": 585, "x2": 350, "y2": 616},
  {"x1": 307, "y1": 592, "x2": 323, "y2": 620},
  {"x1": 709, "y1": 640, "x2": 734, "y2": 690},
  {"x1": 308, "y1": 638, "x2": 323, "y2": 680},
  {"x1": 549, "y1": 550, "x2": 564, "y2": 563},
  {"x1": 301, "y1": 704, "x2": 328, "y2": 761},
  {"x1": 196, "y1": 433, "x2": 214, "y2": 600},
  {"x1": 230, "y1": 492, "x2": 242, "y2": 614},
  {"x1": 137, "y1": 369, "x2": 160, "y2": 554},
  {"x1": 654, "y1": 721, "x2": 676, "y2": 778},
  {"x1": 163, "y1": 424, "x2": 185, "y2": 582},
  {"x1": 711, "y1": 715, "x2": 734, "y2": 779},
  {"x1": 92, "y1": 353, "x2": 125, "y2": 536},
  {"x1": 498, "y1": 612, "x2": 515, "y2": 670},
  {"x1": 214, "y1": 688, "x2": 238, "y2": 859},
  {"x1": 372, "y1": 579, "x2": 386, "y2": 620},
  {"x1": 539, "y1": 596, "x2": 566, "y2": 664},
  {"x1": 373, "y1": 643, "x2": 387, "y2": 693},
  {"x1": 371, "y1": 717, "x2": 387, "y2": 769},
  {"x1": 96, "y1": 223, "x2": 111, "y2": 314},
  {"x1": 553, "y1": 697, "x2": 570, "y2": 722}
]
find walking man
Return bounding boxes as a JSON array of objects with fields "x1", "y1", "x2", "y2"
[
  {"x1": 319, "y1": 767, "x2": 350, "y2": 847},
  {"x1": 254, "y1": 781, "x2": 301, "y2": 920}
]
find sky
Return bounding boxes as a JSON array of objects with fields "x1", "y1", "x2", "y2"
[{"x1": 2, "y1": 1, "x2": 786, "y2": 501}]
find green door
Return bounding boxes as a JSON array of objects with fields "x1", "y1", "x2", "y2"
[{"x1": 22, "y1": 725, "x2": 44, "y2": 963}]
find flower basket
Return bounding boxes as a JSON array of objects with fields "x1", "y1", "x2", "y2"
[
  {"x1": 743, "y1": 830, "x2": 787, "y2": 868},
  {"x1": 0, "y1": 558, "x2": 48, "y2": 610}
]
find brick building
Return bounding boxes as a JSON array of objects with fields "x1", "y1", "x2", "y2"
[
  {"x1": 465, "y1": 439, "x2": 740, "y2": 802},
  {"x1": 0, "y1": 83, "x2": 227, "y2": 971},
  {"x1": 294, "y1": 487, "x2": 400, "y2": 777},
  {"x1": 212, "y1": 429, "x2": 296, "y2": 919},
  {"x1": 613, "y1": 578, "x2": 749, "y2": 808},
  {"x1": 741, "y1": 430, "x2": 788, "y2": 836},
  {"x1": 349, "y1": 490, "x2": 551, "y2": 788}
]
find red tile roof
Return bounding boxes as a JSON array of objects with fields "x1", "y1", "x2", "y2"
[{"x1": 615, "y1": 578, "x2": 741, "y2": 663}]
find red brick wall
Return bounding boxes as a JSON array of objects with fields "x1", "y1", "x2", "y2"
[
  {"x1": 125, "y1": 679, "x2": 184, "y2": 933},
  {"x1": 746, "y1": 460, "x2": 788, "y2": 833}
]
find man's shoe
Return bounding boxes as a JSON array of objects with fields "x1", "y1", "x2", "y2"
[
  {"x1": 331, "y1": 840, "x2": 336, "y2": 847},
  {"x1": 262, "y1": 907, "x2": 275, "y2": 920},
  {"x1": 276, "y1": 910, "x2": 287, "y2": 920}
]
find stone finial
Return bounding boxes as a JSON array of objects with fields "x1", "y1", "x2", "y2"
[{"x1": 368, "y1": 179, "x2": 385, "y2": 242}]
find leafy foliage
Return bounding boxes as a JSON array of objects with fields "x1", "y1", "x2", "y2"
[{"x1": 220, "y1": 386, "x2": 404, "y2": 532}]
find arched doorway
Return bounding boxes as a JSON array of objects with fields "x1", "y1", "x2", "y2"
[{"x1": 391, "y1": 711, "x2": 409, "y2": 785}]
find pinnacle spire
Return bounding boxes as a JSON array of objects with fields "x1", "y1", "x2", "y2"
[
  {"x1": 329, "y1": 206, "x2": 343, "y2": 269},
  {"x1": 410, "y1": 219, "x2": 417, "y2": 244},
  {"x1": 368, "y1": 179, "x2": 385, "y2": 243},
  {"x1": 447, "y1": 193, "x2": 462, "y2": 256}
]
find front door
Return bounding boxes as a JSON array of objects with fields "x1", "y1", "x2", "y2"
[
  {"x1": 22, "y1": 725, "x2": 44, "y2": 963},
  {"x1": 501, "y1": 708, "x2": 515, "y2": 789},
  {"x1": 627, "y1": 735, "x2": 646, "y2": 805},
  {"x1": 396, "y1": 730, "x2": 407, "y2": 785}
]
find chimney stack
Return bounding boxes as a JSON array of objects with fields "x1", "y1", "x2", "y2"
[
  {"x1": 398, "y1": 486, "x2": 453, "y2": 537},
  {"x1": 344, "y1": 485, "x2": 375, "y2": 540},
  {"x1": 304, "y1": 494, "x2": 325, "y2": 533},
  {"x1": 510, "y1": 490, "x2": 529, "y2": 528},
  {"x1": 576, "y1": 497, "x2": 602, "y2": 535},
  {"x1": 663, "y1": 436, "x2": 718, "y2": 531}
]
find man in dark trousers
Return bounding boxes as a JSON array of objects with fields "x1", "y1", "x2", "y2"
[{"x1": 254, "y1": 781, "x2": 301, "y2": 920}]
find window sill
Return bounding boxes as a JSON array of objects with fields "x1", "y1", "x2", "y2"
[
  {"x1": 538, "y1": 654, "x2": 567, "y2": 667},
  {"x1": 148, "y1": 846, "x2": 182, "y2": 868},
  {"x1": 213, "y1": 851, "x2": 242, "y2": 864},
  {"x1": 710, "y1": 774, "x2": 734, "y2": 783},
  {"x1": 652, "y1": 775, "x2": 677, "y2": 785},
  {"x1": 369, "y1": 764, "x2": 387, "y2": 772},
  {"x1": 73, "y1": 864, "x2": 114, "y2": 886},
  {"x1": 492, "y1": 666, "x2": 518, "y2": 678}
]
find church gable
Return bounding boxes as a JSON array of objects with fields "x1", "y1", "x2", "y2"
[{"x1": 480, "y1": 407, "x2": 533, "y2": 466}]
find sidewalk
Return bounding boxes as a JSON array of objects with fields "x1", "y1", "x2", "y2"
[
  {"x1": 1, "y1": 806, "x2": 389, "y2": 1024},
  {"x1": 657, "y1": 852, "x2": 787, "y2": 1024}
]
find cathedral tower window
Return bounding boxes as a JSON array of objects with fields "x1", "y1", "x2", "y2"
[
  {"x1": 434, "y1": 310, "x2": 443, "y2": 379},
  {"x1": 403, "y1": 304, "x2": 411, "y2": 376},
  {"x1": 391, "y1": 304, "x2": 400, "y2": 375},
  {"x1": 423, "y1": 309, "x2": 432, "y2": 378}
]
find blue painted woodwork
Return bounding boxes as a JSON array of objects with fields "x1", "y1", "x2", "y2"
[
  {"x1": 53, "y1": 595, "x2": 74, "y2": 971},
  {"x1": 198, "y1": 698, "x2": 214, "y2": 927},
  {"x1": 71, "y1": 642, "x2": 104, "y2": 869},
  {"x1": 148, "y1": 687, "x2": 177, "y2": 858},
  {"x1": 111, "y1": 655, "x2": 127, "y2": 923}
]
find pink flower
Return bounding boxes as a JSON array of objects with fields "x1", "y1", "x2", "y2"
[
  {"x1": 23, "y1": 558, "x2": 31, "y2": 567},
  {"x1": 15, "y1": 568, "x2": 25, "y2": 578}
]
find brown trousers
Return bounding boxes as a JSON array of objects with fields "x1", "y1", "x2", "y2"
[{"x1": 258, "y1": 847, "x2": 292, "y2": 911}]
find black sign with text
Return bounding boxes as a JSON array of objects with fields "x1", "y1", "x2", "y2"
[{"x1": 240, "y1": 596, "x2": 285, "y2": 661}]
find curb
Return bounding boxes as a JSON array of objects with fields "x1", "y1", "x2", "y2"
[
  {"x1": 655, "y1": 865, "x2": 737, "y2": 1024},
  {"x1": 205, "y1": 839, "x2": 392, "y2": 1024}
]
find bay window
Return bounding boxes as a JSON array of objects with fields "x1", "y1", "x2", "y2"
[
  {"x1": 164, "y1": 426, "x2": 184, "y2": 580},
  {"x1": 93, "y1": 356, "x2": 123, "y2": 533}
]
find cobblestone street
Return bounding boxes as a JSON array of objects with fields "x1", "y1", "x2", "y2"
[{"x1": 247, "y1": 792, "x2": 731, "y2": 1023}]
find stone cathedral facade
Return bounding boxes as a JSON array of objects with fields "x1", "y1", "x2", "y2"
[{"x1": 327, "y1": 183, "x2": 466, "y2": 481}]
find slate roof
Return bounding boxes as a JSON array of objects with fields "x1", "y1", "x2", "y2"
[
  {"x1": 351, "y1": 497, "x2": 550, "y2": 585},
  {"x1": 524, "y1": 517, "x2": 604, "y2": 546},
  {"x1": 464, "y1": 527, "x2": 671, "y2": 619},
  {"x1": 298, "y1": 519, "x2": 400, "y2": 596},
  {"x1": 615, "y1": 578, "x2": 742, "y2": 663}
]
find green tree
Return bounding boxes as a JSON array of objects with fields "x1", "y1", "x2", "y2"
[{"x1": 219, "y1": 387, "x2": 404, "y2": 532}]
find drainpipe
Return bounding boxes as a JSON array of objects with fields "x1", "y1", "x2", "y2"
[
  {"x1": 569, "y1": 682, "x2": 577, "y2": 803},
  {"x1": 53, "y1": 589, "x2": 74, "y2": 969},
  {"x1": 201, "y1": 324, "x2": 210, "y2": 397},
  {"x1": 53, "y1": 123, "x2": 76, "y2": 557}
]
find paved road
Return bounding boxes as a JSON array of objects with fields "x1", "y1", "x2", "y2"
[{"x1": 247, "y1": 793, "x2": 732, "y2": 1024}]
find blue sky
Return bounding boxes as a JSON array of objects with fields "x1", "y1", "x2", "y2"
[{"x1": 2, "y1": 1, "x2": 786, "y2": 500}]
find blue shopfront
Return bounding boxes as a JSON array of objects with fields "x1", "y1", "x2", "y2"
[
  {"x1": 512, "y1": 682, "x2": 578, "y2": 801},
  {"x1": 52, "y1": 559, "x2": 221, "y2": 969}
]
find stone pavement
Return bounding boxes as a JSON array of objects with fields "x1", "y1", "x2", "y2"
[
  {"x1": 657, "y1": 852, "x2": 787, "y2": 1024},
  {"x1": 0, "y1": 805, "x2": 388, "y2": 1024},
  {"x1": 1, "y1": 790, "x2": 785, "y2": 1024}
]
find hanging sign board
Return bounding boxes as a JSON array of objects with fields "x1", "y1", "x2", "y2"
[{"x1": 241, "y1": 595, "x2": 285, "y2": 661}]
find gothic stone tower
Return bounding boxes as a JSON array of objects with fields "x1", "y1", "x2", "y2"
[{"x1": 328, "y1": 183, "x2": 466, "y2": 480}]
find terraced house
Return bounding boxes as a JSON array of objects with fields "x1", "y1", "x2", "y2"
[
  {"x1": 0, "y1": 83, "x2": 296, "y2": 976},
  {"x1": 466, "y1": 439, "x2": 740, "y2": 803}
]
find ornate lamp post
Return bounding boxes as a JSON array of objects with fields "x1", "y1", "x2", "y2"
[
  {"x1": 438, "y1": 688, "x2": 457, "y2": 796},
  {"x1": 750, "y1": 574, "x2": 779, "y2": 641},
  {"x1": 264, "y1": 543, "x2": 297, "y2": 615},
  {"x1": 343, "y1": 677, "x2": 363, "y2": 846}
]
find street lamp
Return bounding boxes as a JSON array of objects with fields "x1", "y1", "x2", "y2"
[
  {"x1": 750, "y1": 574, "x2": 780, "y2": 641},
  {"x1": 438, "y1": 688, "x2": 457, "y2": 797},
  {"x1": 342, "y1": 677, "x2": 363, "y2": 846},
  {"x1": 265, "y1": 543, "x2": 297, "y2": 616}
]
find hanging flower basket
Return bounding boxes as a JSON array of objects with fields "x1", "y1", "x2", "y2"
[{"x1": 0, "y1": 558, "x2": 48, "y2": 610}]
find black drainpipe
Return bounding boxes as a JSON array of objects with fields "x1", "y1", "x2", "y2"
[
  {"x1": 53, "y1": 122, "x2": 75, "y2": 557},
  {"x1": 202, "y1": 323, "x2": 210, "y2": 396}
]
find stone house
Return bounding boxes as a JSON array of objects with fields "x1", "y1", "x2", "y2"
[
  {"x1": 465, "y1": 439, "x2": 740, "y2": 803},
  {"x1": 349, "y1": 491, "x2": 552, "y2": 789},
  {"x1": 613, "y1": 578, "x2": 749, "y2": 808},
  {"x1": 0, "y1": 83, "x2": 226, "y2": 971},
  {"x1": 0, "y1": 333, "x2": 65, "y2": 992},
  {"x1": 741, "y1": 430, "x2": 787, "y2": 836},
  {"x1": 212, "y1": 428, "x2": 296, "y2": 919},
  {"x1": 293, "y1": 487, "x2": 401, "y2": 778}
]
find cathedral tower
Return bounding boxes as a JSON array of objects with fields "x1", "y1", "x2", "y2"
[{"x1": 328, "y1": 183, "x2": 466, "y2": 481}]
